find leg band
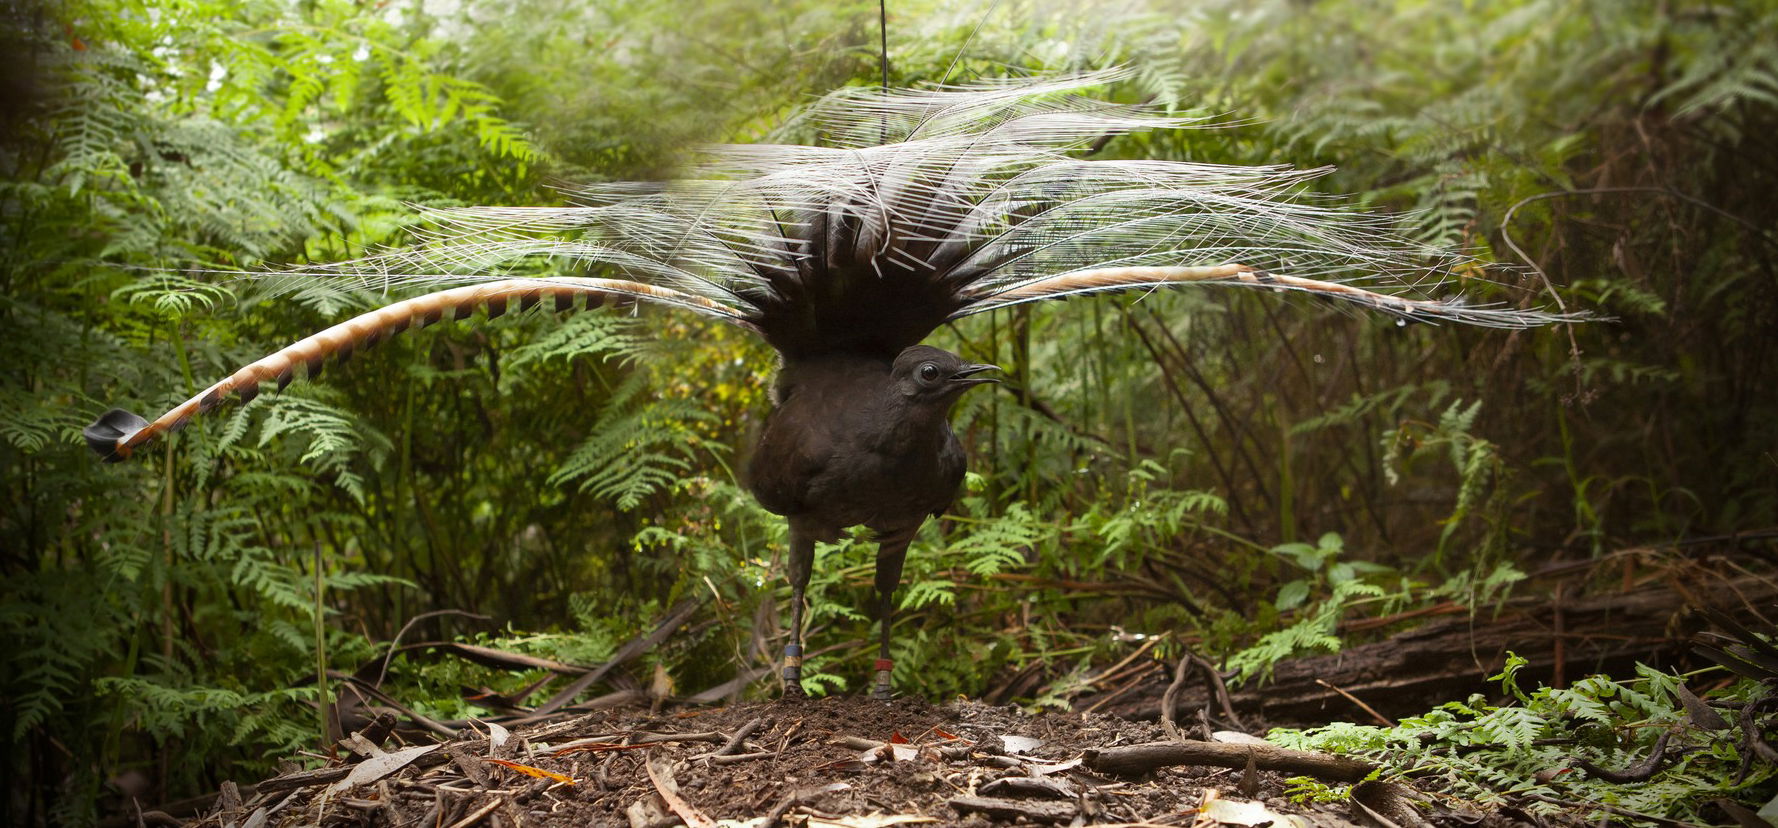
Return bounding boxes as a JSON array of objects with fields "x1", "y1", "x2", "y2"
[{"x1": 872, "y1": 659, "x2": 893, "y2": 698}]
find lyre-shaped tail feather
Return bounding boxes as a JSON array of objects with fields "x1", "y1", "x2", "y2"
[
  {"x1": 258, "y1": 73, "x2": 1589, "y2": 359},
  {"x1": 952, "y1": 265, "x2": 1589, "y2": 328},
  {"x1": 84, "y1": 278, "x2": 753, "y2": 462}
]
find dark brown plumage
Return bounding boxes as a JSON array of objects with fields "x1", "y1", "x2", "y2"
[{"x1": 749, "y1": 346, "x2": 996, "y2": 696}]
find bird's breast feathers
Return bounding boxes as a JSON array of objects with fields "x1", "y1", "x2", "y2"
[{"x1": 747, "y1": 372, "x2": 965, "y2": 529}]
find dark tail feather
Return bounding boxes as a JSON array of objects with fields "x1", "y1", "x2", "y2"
[{"x1": 84, "y1": 409, "x2": 152, "y2": 462}]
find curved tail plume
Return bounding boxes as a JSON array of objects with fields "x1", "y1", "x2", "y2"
[
  {"x1": 84, "y1": 277, "x2": 752, "y2": 463},
  {"x1": 952, "y1": 264, "x2": 1587, "y2": 328}
]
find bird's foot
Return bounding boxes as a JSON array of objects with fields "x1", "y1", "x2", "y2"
[{"x1": 870, "y1": 659, "x2": 893, "y2": 701}]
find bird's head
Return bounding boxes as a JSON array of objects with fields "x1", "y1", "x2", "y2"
[{"x1": 892, "y1": 345, "x2": 998, "y2": 408}]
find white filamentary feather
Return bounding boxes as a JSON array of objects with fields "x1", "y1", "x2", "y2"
[{"x1": 291, "y1": 70, "x2": 1578, "y2": 336}]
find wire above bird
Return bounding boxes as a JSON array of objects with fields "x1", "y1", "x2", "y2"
[{"x1": 86, "y1": 70, "x2": 1586, "y2": 699}]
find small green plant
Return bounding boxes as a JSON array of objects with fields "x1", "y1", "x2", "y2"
[
  {"x1": 1269, "y1": 654, "x2": 1771, "y2": 825},
  {"x1": 1382, "y1": 400, "x2": 1510, "y2": 568},
  {"x1": 1224, "y1": 533, "x2": 1394, "y2": 685}
]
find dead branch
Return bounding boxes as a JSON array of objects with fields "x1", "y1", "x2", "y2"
[
  {"x1": 526, "y1": 598, "x2": 706, "y2": 720},
  {"x1": 949, "y1": 795, "x2": 1079, "y2": 824},
  {"x1": 710, "y1": 751, "x2": 777, "y2": 764},
  {"x1": 1082, "y1": 740, "x2": 1378, "y2": 783},
  {"x1": 711, "y1": 717, "x2": 764, "y2": 757},
  {"x1": 978, "y1": 776, "x2": 1075, "y2": 799},
  {"x1": 1576, "y1": 730, "x2": 1676, "y2": 783}
]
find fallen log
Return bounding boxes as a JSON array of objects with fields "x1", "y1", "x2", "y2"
[{"x1": 1086, "y1": 570, "x2": 1774, "y2": 726}]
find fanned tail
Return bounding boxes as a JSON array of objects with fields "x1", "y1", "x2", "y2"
[
  {"x1": 951, "y1": 264, "x2": 1589, "y2": 329},
  {"x1": 84, "y1": 278, "x2": 754, "y2": 462}
]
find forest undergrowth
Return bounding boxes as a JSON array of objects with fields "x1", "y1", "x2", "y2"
[{"x1": 4, "y1": 0, "x2": 1777, "y2": 824}]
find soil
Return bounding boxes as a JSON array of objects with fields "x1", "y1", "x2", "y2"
[{"x1": 165, "y1": 696, "x2": 1535, "y2": 828}]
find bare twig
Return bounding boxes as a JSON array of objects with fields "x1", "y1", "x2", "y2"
[
  {"x1": 712, "y1": 718, "x2": 764, "y2": 757},
  {"x1": 326, "y1": 671, "x2": 456, "y2": 739},
  {"x1": 1083, "y1": 667, "x2": 1154, "y2": 715},
  {"x1": 1086, "y1": 637, "x2": 1162, "y2": 688},
  {"x1": 775, "y1": 718, "x2": 804, "y2": 754},
  {"x1": 442, "y1": 799, "x2": 501, "y2": 828},
  {"x1": 710, "y1": 751, "x2": 776, "y2": 764},
  {"x1": 1199, "y1": 654, "x2": 1245, "y2": 731},
  {"x1": 1160, "y1": 652, "x2": 1192, "y2": 741},
  {"x1": 1315, "y1": 678, "x2": 1394, "y2": 727},
  {"x1": 759, "y1": 792, "x2": 800, "y2": 828},
  {"x1": 635, "y1": 730, "x2": 726, "y2": 746},
  {"x1": 527, "y1": 598, "x2": 706, "y2": 720},
  {"x1": 1162, "y1": 647, "x2": 1246, "y2": 734},
  {"x1": 375, "y1": 610, "x2": 493, "y2": 688}
]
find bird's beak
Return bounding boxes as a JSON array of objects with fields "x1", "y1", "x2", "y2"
[{"x1": 950, "y1": 363, "x2": 1001, "y2": 387}]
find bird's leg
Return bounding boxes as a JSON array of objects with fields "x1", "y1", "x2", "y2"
[
  {"x1": 871, "y1": 534, "x2": 913, "y2": 700},
  {"x1": 783, "y1": 528, "x2": 815, "y2": 698}
]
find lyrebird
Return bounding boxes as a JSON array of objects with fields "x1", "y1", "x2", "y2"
[{"x1": 85, "y1": 72, "x2": 1581, "y2": 698}]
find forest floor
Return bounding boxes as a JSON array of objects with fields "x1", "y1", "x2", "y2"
[
  {"x1": 127, "y1": 554, "x2": 1778, "y2": 827},
  {"x1": 160, "y1": 694, "x2": 1553, "y2": 828}
]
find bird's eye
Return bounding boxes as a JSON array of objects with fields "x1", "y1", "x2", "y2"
[{"x1": 919, "y1": 363, "x2": 940, "y2": 382}]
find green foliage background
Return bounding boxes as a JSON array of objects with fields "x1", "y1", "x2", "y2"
[{"x1": 3, "y1": 0, "x2": 1775, "y2": 822}]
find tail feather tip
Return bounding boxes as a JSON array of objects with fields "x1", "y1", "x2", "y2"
[{"x1": 84, "y1": 408, "x2": 150, "y2": 463}]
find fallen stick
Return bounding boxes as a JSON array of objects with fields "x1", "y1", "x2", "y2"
[
  {"x1": 710, "y1": 718, "x2": 765, "y2": 757},
  {"x1": 759, "y1": 792, "x2": 800, "y2": 828},
  {"x1": 635, "y1": 730, "x2": 726, "y2": 745},
  {"x1": 949, "y1": 795, "x2": 1078, "y2": 824},
  {"x1": 710, "y1": 751, "x2": 776, "y2": 764},
  {"x1": 646, "y1": 755, "x2": 716, "y2": 828},
  {"x1": 1575, "y1": 730, "x2": 1675, "y2": 783},
  {"x1": 526, "y1": 598, "x2": 706, "y2": 720},
  {"x1": 549, "y1": 730, "x2": 726, "y2": 754},
  {"x1": 326, "y1": 671, "x2": 458, "y2": 739},
  {"x1": 256, "y1": 766, "x2": 351, "y2": 793},
  {"x1": 443, "y1": 799, "x2": 502, "y2": 828},
  {"x1": 978, "y1": 776, "x2": 1074, "y2": 799},
  {"x1": 1082, "y1": 740, "x2": 1378, "y2": 783}
]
